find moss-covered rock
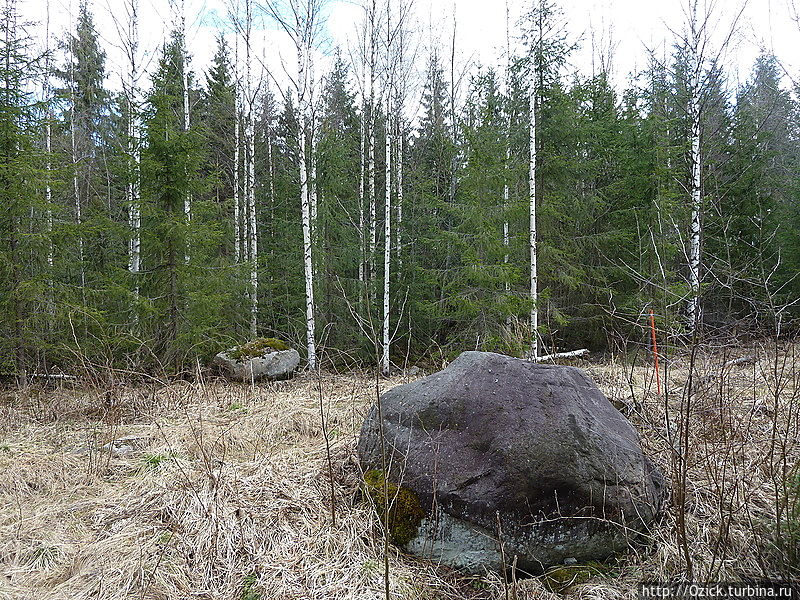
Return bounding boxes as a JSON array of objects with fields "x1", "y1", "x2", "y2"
[
  {"x1": 228, "y1": 338, "x2": 291, "y2": 361},
  {"x1": 213, "y1": 340, "x2": 300, "y2": 382},
  {"x1": 363, "y1": 469, "x2": 425, "y2": 546}
]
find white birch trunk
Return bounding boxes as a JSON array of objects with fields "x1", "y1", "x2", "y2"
[
  {"x1": 687, "y1": 11, "x2": 702, "y2": 330},
  {"x1": 233, "y1": 92, "x2": 241, "y2": 262},
  {"x1": 503, "y1": 0, "x2": 511, "y2": 294},
  {"x1": 396, "y1": 122, "x2": 403, "y2": 269},
  {"x1": 528, "y1": 58, "x2": 538, "y2": 360},
  {"x1": 449, "y1": 12, "x2": 457, "y2": 207},
  {"x1": 44, "y1": 1, "x2": 53, "y2": 318},
  {"x1": 128, "y1": 106, "x2": 141, "y2": 284},
  {"x1": 367, "y1": 3, "x2": 376, "y2": 282},
  {"x1": 503, "y1": 147, "x2": 510, "y2": 294},
  {"x1": 368, "y1": 110, "x2": 376, "y2": 281},
  {"x1": 181, "y1": 0, "x2": 191, "y2": 246},
  {"x1": 309, "y1": 59, "x2": 318, "y2": 234},
  {"x1": 245, "y1": 0, "x2": 258, "y2": 335},
  {"x1": 46, "y1": 109, "x2": 52, "y2": 272},
  {"x1": 125, "y1": 0, "x2": 141, "y2": 298},
  {"x1": 382, "y1": 109, "x2": 392, "y2": 376},
  {"x1": 358, "y1": 88, "x2": 366, "y2": 285},
  {"x1": 298, "y1": 33, "x2": 316, "y2": 369}
]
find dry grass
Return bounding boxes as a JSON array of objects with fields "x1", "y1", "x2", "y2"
[{"x1": 0, "y1": 342, "x2": 798, "y2": 599}]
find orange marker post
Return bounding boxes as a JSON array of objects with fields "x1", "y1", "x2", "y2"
[{"x1": 649, "y1": 308, "x2": 661, "y2": 396}]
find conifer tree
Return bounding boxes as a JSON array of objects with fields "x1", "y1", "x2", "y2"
[
  {"x1": 0, "y1": 0, "x2": 47, "y2": 374},
  {"x1": 141, "y1": 30, "x2": 203, "y2": 368}
]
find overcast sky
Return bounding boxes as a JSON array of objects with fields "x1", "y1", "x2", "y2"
[{"x1": 22, "y1": 0, "x2": 799, "y2": 104}]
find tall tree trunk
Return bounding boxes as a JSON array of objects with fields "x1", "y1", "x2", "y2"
[
  {"x1": 448, "y1": 10, "x2": 457, "y2": 206},
  {"x1": 125, "y1": 0, "x2": 141, "y2": 303},
  {"x1": 367, "y1": 0, "x2": 376, "y2": 285},
  {"x1": 382, "y1": 103, "x2": 392, "y2": 376},
  {"x1": 245, "y1": 0, "x2": 258, "y2": 336},
  {"x1": 358, "y1": 81, "x2": 366, "y2": 286},
  {"x1": 44, "y1": 1, "x2": 53, "y2": 321},
  {"x1": 233, "y1": 80, "x2": 241, "y2": 262},
  {"x1": 503, "y1": 0, "x2": 511, "y2": 295},
  {"x1": 528, "y1": 48, "x2": 538, "y2": 360},
  {"x1": 396, "y1": 121, "x2": 403, "y2": 270},
  {"x1": 687, "y1": 9, "x2": 702, "y2": 330},
  {"x1": 181, "y1": 0, "x2": 191, "y2": 260},
  {"x1": 299, "y1": 36, "x2": 316, "y2": 369},
  {"x1": 309, "y1": 59, "x2": 318, "y2": 236}
]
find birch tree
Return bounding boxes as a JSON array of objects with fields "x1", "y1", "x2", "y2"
[
  {"x1": 358, "y1": 57, "x2": 366, "y2": 285},
  {"x1": 233, "y1": 30, "x2": 241, "y2": 262},
  {"x1": 244, "y1": 0, "x2": 258, "y2": 335},
  {"x1": 527, "y1": 1, "x2": 541, "y2": 359},
  {"x1": 119, "y1": 0, "x2": 142, "y2": 300},
  {"x1": 380, "y1": 0, "x2": 410, "y2": 375},
  {"x1": 180, "y1": 0, "x2": 192, "y2": 244},
  {"x1": 677, "y1": 0, "x2": 745, "y2": 332},
  {"x1": 44, "y1": 0, "x2": 54, "y2": 317},
  {"x1": 367, "y1": 0, "x2": 377, "y2": 285},
  {"x1": 685, "y1": 1, "x2": 702, "y2": 330},
  {"x1": 380, "y1": 1, "x2": 392, "y2": 376},
  {"x1": 267, "y1": 0, "x2": 323, "y2": 368},
  {"x1": 503, "y1": 0, "x2": 511, "y2": 294}
]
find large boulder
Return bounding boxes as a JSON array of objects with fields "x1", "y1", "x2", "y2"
[
  {"x1": 213, "y1": 338, "x2": 300, "y2": 382},
  {"x1": 357, "y1": 351, "x2": 665, "y2": 575}
]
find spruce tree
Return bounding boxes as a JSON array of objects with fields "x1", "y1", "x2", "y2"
[
  {"x1": 0, "y1": 0, "x2": 48, "y2": 375},
  {"x1": 141, "y1": 30, "x2": 205, "y2": 369}
]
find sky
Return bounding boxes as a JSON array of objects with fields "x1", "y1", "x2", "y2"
[{"x1": 22, "y1": 0, "x2": 799, "y2": 105}]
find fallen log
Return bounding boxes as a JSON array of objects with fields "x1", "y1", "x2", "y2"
[
  {"x1": 537, "y1": 348, "x2": 590, "y2": 362},
  {"x1": 724, "y1": 355, "x2": 756, "y2": 368}
]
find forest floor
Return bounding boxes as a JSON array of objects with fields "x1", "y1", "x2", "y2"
[{"x1": 0, "y1": 342, "x2": 798, "y2": 600}]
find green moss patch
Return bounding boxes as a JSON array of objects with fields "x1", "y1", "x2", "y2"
[
  {"x1": 228, "y1": 338, "x2": 291, "y2": 361},
  {"x1": 540, "y1": 562, "x2": 607, "y2": 593},
  {"x1": 363, "y1": 469, "x2": 425, "y2": 546}
]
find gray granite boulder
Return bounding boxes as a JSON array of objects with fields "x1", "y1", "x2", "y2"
[
  {"x1": 213, "y1": 338, "x2": 300, "y2": 381},
  {"x1": 357, "y1": 351, "x2": 665, "y2": 575}
]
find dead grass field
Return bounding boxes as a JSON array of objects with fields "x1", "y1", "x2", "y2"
[{"x1": 0, "y1": 343, "x2": 798, "y2": 599}]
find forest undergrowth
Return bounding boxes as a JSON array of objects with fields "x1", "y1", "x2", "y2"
[{"x1": 0, "y1": 340, "x2": 798, "y2": 600}]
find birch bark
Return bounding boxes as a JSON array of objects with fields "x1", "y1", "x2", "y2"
[
  {"x1": 396, "y1": 119, "x2": 403, "y2": 269},
  {"x1": 381, "y1": 2, "x2": 392, "y2": 376},
  {"x1": 181, "y1": 0, "x2": 191, "y2": 261},
  {"x1": 358, "y1": 73, "x2": 366, "y2": 285},
  {"x1": 299, "y1": 41, "x2": 317, "y2": 368},
  {"x1": 687, "y1": 3, "x2": 702, "y2": 329},
  {"x1": 44, "y1": 1, "x2": 53, "y2": 318},
  {"x1": 367, "y1": 0, "x2": 377, "y2": 283},
  {"x1": 528, "y1": 16, "x2": 539, "y2": 360},
  {"x1": 382, "y1": 109, "x2": 391, "y2": 375},
  {"x1": 503, "y1": 0, "x2": 511, "y2": 294},
  {"x1": 125, "y1": 0, "x2": 141, "y2": 302},
  {"x1": 245, "y1": 0, "x2": 258, "y2": 335},
  {"x1": 233, "y1": 33, "x2": 241, "y2": 263}
]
